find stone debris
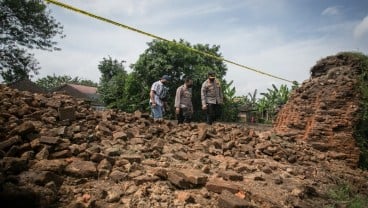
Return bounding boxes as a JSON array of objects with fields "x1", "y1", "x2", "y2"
[
  {"x1": 0, "y1": 54, "x2": 368, "y2": 207},
  {"x1": 218, "y1": 190, "x2": 254, "y2": 208}
]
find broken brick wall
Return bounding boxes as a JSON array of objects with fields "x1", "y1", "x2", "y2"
[{"x1": 274, "y1": 54, "x2": 363, "y2": 166}]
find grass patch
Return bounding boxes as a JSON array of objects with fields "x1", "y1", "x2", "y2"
[{"x1": 326, "y1": 182, "x2": 368, "y2": 208}]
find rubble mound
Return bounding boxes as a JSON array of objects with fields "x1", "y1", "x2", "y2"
[
  {"x1": 274, "y1": 53, "x2": 364, "y2": 167},
  {"x1": 1, "y1": 53, "x2": 368, "y2": 207}
]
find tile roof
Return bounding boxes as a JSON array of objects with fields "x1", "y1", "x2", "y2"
[
  {"x1": 52, "y1": 84, "x2": 102, "y2": 106},
  {"x1": 67, "y1": 84, "x2": 97, "y2": 95}
]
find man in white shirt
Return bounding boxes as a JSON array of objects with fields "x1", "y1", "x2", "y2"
[
  {"x1": 174, "y1": 77, "x2": 193, "y2": 124},
  {"x1": 201, "y1": 71, "x2": 223, "y2": 124},
  {"x1": 149, "y1": 75, "x2": 171, "y2": 121}
]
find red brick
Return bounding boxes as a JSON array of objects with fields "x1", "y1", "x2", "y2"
[
  {"x1": 206, "y1": 178, "x2": 240, "y2": 194},
  {"x1": 219, "y1": 170, "x2": 244, "y2": 181},
  {"x1": 218, "y1": 190, "x2": 254, "y2": 208},
  {"x1": 167, "y1": 169, "x2": 208, "y2": 189},
  {"x1": 58, "y1": 106, "x2": 75, "y2": 121},
  {"x1": 167, "y1": 171, "x2": 193, "y2": 189},
  {"x1": 39, "y1": 136, "x2": 61, "y2": 145},
  {"x1": 133, "y1": 175, "x2": 160, "y2": 185},
  {"x1": 180, "y1": 169, "x2": 208, "y2": 185},
  {"x1": 120, "y1": 154, "x2": 142, "y2": 163},
  {"x1": 112, "y1": 131, "x2": 127, "y2": 140}
]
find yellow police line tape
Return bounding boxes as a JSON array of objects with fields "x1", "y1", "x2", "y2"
[{"x1": 44, "y1": 0, "x2": 295, "y2": 84}]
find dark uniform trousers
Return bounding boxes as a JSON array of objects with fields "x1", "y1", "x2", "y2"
[
  {"x1": 177, "y1": 107, "x2": 192, "y2": 124},
  {"x1": 206, "y1": 103, "x2": 221, "y2": 125}
]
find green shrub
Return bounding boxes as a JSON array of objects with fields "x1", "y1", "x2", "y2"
[
  {"x1": 340, "y1": 52, "x2": 368, "y2": 169},
  {"x1": 327, "y1": 182, "x2": 368, "y2": 208}
]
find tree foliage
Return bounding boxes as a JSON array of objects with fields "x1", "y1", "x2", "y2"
[
  {"x1": 96, "y1": 40, "x2": 298, "y2": 123},
  {"x1": 236, "y1": 84, "x2": 296, "y2": 123},
  {"x1": 130, "y1": 39, "x2": 229, "y2": 120},
  {"x1": 123, "y1": 71, "x2": 150, "y2": 112},
  {"x1": 36, "y1": 74, "x2": 97, "y2": 90},
  {"x1": 0, "y1": 0, "x2": 64, "y2": 83},
  {"x1": 256, "y1": 84, "x2": 292, "y2": 123},
  {"x1": 220, "y1": 80, "x2": 242, "y2": 122},
  {"x1": 97, "y1": 57, "x2": 128, "y2": 109}
]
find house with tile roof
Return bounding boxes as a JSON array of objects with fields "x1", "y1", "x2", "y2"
[{"x1": 52, "y1": 84, "x2": 104, "y2": 109}]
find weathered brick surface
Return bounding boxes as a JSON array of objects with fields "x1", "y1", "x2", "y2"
[
  {"x1": 197, "y1": 123, "x2": 208, "y2": 141},
  {"x1": 218, "y1": 190, "x2": 254, "y2": 208},
  {"x1": 120, "y1": 154, "x2": 143, "y2": 163},
  {"x1": 0, "y1": 136, "x2": 21, "y2": 150},
  {"x1": 133, "y1": 175, "x2": 160, "y2": 185},
  {"x1": 1, "y1": 157, "x2": 28, "y2": 174},
  {"x1": 274, "y1": 54, "x2": 362, "y2": 167},
  {"x1": 180, "y1": 169, "x2": 208, "y2": 185},
  {"x1": 11, "y1": 121, "x2": 36, "y2": 136},
  {"x1": 219, "y1": 170, "x2": 244, "y2": 181},
  {"x1": 112, "y1": 131, "x2": 127, "y2": 140},
  {"x1": 58, "y1": 106, "x2": 76, "y2": 121},
  {"x1": 167, "y1": 168, "x2": 209, "y2": 189},
  {"x1": 50, "y1": 150, "x2": 72, "y2": 159},
  {"x1": 39, "y1": 136, "x2": 61, "y2": 145},
  {"x1": 32, "y1": 159, "x2": 68, "y2": 173},
  {"x1": 206, "y1": 178, "x2": 240, "y2": 194},
  {"x1": 167, "y1": 170, "x2": 194, "y2": 189},
  {"x1": 64, "y1": 160, "x2": 97, "y2": 178}
]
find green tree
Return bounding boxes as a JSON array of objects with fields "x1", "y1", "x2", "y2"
[
  {"x1": 256, "y1": 97, "x2": 270, "y2": 123},
  {"x1": 97, "y1": 57, "x2": 128, "y2": 109},
  {"x1": 223, "y1": 80, "x2": 236, "y2": 102},
  {"x1": 0, "y1": 0, "x2": 64, "y2": 83},
  {"x1": 220, "y1": 80, "x2": 243, "y2": 122},
  {"x1": 130, "y1": 39, "x2": 229, "y2": 120},
  {"x1": 256, "y1": 84, "x2": 292, "y2": 123},
  {"x1": 291, "y1": 81, "x2": 299, "y2": 91},
  {"x1": 36, "y1": 74, "x2": 97, "y2": 90},
  {"x1": 247, "y1": 89, "x2": 258, "y2": 110},
  {"x1": 242, "y1": 89, "x2": 258, "y2": 122},
  {"x1": 78, "y1": 79, "x2": 98, "y2": 88},
  {"x1": 123, "y1": 72, "x2": 150, "y2": 112}
]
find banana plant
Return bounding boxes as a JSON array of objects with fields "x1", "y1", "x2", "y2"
[
  {"x1": 223, "y1": 80, "x2": 236, "y2": 102},
  {"x1": 256, "y1": 97, "x2": 270, "y2": 121},
  {"x1": 247, "y1": 89, "x2": 258, "y2": 110},
  {"x1": 257, "y1": 84, "x2": 292, "y2": 122},
  {"x1": 220, "y1": 80, "x2": 242, "y2": 122},
  {"x1": 276, "y1": 84, "x2": 290, "y2": 106}
]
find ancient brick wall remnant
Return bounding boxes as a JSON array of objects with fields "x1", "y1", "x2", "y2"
[{"x1": 274, "y1": 54, "x2": 363, "y2": 166}]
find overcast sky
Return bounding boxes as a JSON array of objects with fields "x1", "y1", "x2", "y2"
[{"x1": 33, "y1": 0, "x2": 368, "y2": 96}]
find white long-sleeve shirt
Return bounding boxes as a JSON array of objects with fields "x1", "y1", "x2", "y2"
[
  {"x1": 201, "y1": 79, "x2": 223, "y2": 106},
  {"x1": 174, "y1": 85, "x2": 192, "y2": 109}
]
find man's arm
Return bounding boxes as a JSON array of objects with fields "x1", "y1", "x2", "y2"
[
  {"x1": 174, "y1": 87, "x2": 181, "y2": 114},
  {"x1": 150, "y1": 82, "x2": 159, "y2": 105},
  {"x1": 150, "y1": 90, "x2": 156, "y2": 105},
  {"x1": 201, "y1": 81, "x2": 207, "y2": 110}
]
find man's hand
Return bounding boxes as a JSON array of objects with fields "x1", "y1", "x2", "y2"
[
  {"x1": 175, "y1": 108, "x2": 180, "y2": 114},
  {"x1": 151, "y1": 102, "x2": 156, "y2": 107},
  {"x1": 202, "y1": 105, "x2": 207, "y2": 110}
]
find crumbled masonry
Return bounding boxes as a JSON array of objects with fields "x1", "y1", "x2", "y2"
[{"x1": 0, "y1": 54, "x2": 367, "y2": 207}]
